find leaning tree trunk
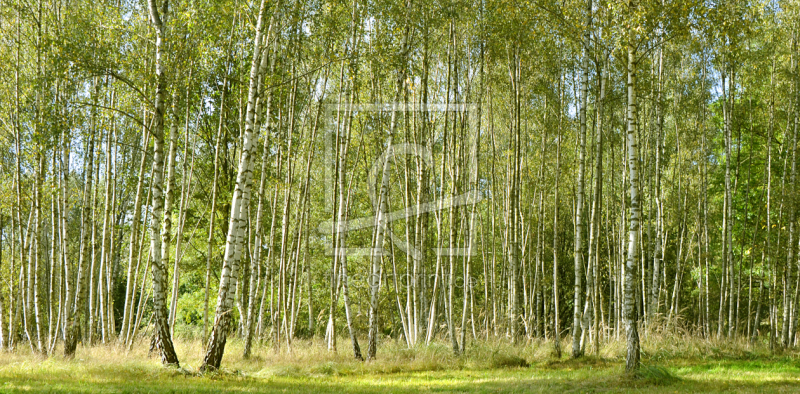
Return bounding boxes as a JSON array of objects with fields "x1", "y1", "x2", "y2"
[
  {"x1": 200, "y1": 0, "x2": 272, "y2": 371},
  {"x1": 243, "y1": 47, "x2": 274, "y2": 359}
]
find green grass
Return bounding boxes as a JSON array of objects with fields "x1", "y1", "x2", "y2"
[{"x1": 1, "y1": 335, "x2": 800, "y2": 393}]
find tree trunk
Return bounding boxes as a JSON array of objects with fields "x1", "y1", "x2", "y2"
[
  {"x1": 64, "y1": 97, "x2": 97, "y2": 358},
  {"x1": 147, "y1": 0, "x2": 180, "y2": 366},
  {"x1": 204, "y1": 73, "x2": 228, "y2": 344},
  {"x1": 98, "y1": 102, "x2": 114, "y2": 343},
  {"x1": 0, "y1": 216, "x2": 5, "y2": 350},
  {"x1": 587, "y1": 56, "x2": 606, "y2": 354},
  {"x1": 243, "y1": 53, "x2": 274, "y2": 358},
  {"x1": 572, "y1": 0, "x2": 592, "y2": 358},
  {"x1": 552, "y1": 64, "x2": 564, "y2": 359},
  {"x1": 200, "y1": 0, "x2": 272, "y2": 371},
  {"x1": 121, "y1": 126, "x2": 150, "y2": 344},
  {"x1": 624, "y1": 20, "x2": 641, "y2": 372},
  {"x1": 650, "y1": 40, "x2": 664, "y2": 325}
]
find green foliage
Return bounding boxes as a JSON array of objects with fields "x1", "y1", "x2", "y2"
[{"x1": 1, "y1": 0, "x2": 800, "y2": 378}]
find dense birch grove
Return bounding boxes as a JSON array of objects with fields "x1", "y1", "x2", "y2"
[{"x1": 0, "y1": 0, "x2": 798, "y2": 373}]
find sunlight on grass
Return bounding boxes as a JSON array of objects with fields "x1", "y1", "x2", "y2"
[{"x1": 0, "y1": 333, "x2": 799, "y2": 393}]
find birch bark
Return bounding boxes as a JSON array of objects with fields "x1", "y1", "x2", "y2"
[
  {"x1": 624, "y1": 17, "x2": 641, "y2": 371},
  {"x1": 200, "y1": 0, "x2": 272, "y2": 371},
  {"x1": 147, "y1": 0, "x2": 180, "y2": 366}
]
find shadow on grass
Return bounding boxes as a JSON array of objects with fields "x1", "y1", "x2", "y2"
[
  {"x1": 2, "y1": 355, "x2": 800, "y2": 393},
  {"x1": 3, "y1": 369, "x2": 800, "y2": 394},
  {"x1": 542, "y1": 355, "x2": 614, "y2": 370}
]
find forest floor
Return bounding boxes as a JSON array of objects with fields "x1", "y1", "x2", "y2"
[{"x1": 0, "y1": 334, "x2": 799, "y2": 393}]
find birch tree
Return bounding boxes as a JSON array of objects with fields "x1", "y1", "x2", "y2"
[
  {"x1": 624, "y1": 0, "x2": 641, "y2": 371},
  {"x1": 147, "y1": 0, "x2": 180, "y2": 366},
  {"x1": 200, "y1": 0, "x2": 273, "y2": 371}
]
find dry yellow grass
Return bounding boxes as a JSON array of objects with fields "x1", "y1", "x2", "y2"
[{"x1": 0, "y1": 331, "x2": 798, "y2": 393}]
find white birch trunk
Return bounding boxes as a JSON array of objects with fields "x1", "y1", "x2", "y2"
[
  {"x1": 200, "y1": 0, "x2": 272, "y2": 371},
  {"x1": 147, "y1": 0, "x2": 180, "y2": 366},
  {"x1": 624, "y1": 26, "x2": 641, "y2": 372}
]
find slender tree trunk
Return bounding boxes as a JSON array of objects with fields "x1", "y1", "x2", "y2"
[
  {"x1": 32, "y1": 151, "x2": 44, "y2": 353},
  {"x1": 367, "y1": 3, "x2": 410, "y2": 360},
  {"x1": 58, "y1": 110, "x2": 71, "y2": 350},
  {"x1": 121, "y1": 127, "x2": 150, "y2": 344},
  {"x1": 0, "y1": 216, "x2": 5, "y2": 350},
  {"x1": 587, "y1": 57, "x2": 605, "y2": 355},
  {"x1": 98, "y1": 100, "x2": 114, "y2": 343},
  {"x1": 650, "y1": 41, "x2": 664, "y2": 326},
  {"x1": 49, "y1": 152, "x2": 59, "y2": 352},
  {"x1": 200, "y1": 0, "x2": 272, "y2": 371},
  {"x1": 572, "y1": 0, "x2": 592, "y2": 357},
  {"x1": 168, "y1": 81, "x2": 194, "y2": 331},
  {"x1": 128, "y1": 197, "x2": 153, "y2": 349},
  {"x1": 624, "y1": 19, "x2": 641, "y2": 372},
  {"x1": 783, "y1": 44, "x2": 799, "y2": 347},
  {"x1": 204, "y1": 73, "x2": 228, "y2": 344},
  {"x1": 755, "y1": 56, "x2": 776, "y2": 343},
  {"x1": 160, "y1": 93, "x2": 179, "y2": 339},
  {"x1": 64, "y1": 97, "x2": 97, "y2": 358},
  {"x1": 147, "y1": 0, "x2": 180, "y2": 366},
  {"x1": 243, "y1": 54, "x2": 275, "y2": 359},
  {"x1": 552, "y1": 64, "x2": 564, "y2": 359},
  {"x1": 506, "y1": 43, "x2": 521, "y2": 347}
]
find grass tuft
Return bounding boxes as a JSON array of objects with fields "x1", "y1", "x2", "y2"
[
  {"x1": 254, "y1": 364, "x2": 304, "y2": 378},
  {"x1": 309, "y1": 361, "x2": 341, "y2": 376},
  {"x1": 489, "y1": 351, "x2": 530, "y2": 368},
  {"x1": 630, "y1": 364, "x2": 680, "y2": 385},
  {"x1": 544, "y1": 355, "x2": 611, "y2": 370}
]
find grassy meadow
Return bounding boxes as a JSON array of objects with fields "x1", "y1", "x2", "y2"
[{"x1": 1, "y1": 333, "x2": 800, "y2": 393}]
